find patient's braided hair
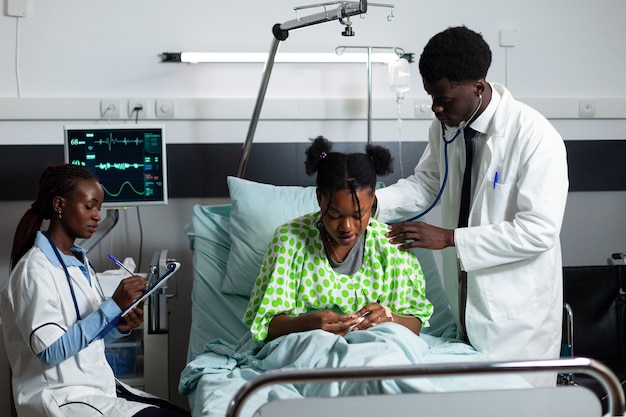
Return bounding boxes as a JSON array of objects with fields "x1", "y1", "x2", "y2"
[
  {"x1": 304, "y1": 136, "x2": 393, "y2": 222},
  {"x1": 419, "y1": 25, "x2": 492, "y2": 84},
  {"x1": 10, "y1": 164, "x2": 99, "y2": 270}
]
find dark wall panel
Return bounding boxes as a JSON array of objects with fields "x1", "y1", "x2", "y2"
[
  {"x1": 0, "y1": 140, "x2": 623, "y2": 200},
  {"x1": 1, "y1": 145, "x2": 64, "y2": 200},
  {"x1": 566, "y1": 140, "x2": 626, "y2": 192}
]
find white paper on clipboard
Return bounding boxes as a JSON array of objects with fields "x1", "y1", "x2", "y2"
[{"x1": 120, "y1": 261, "x2": 181, "y2": 317}]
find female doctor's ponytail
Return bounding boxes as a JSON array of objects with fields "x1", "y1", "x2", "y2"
[{"x1": 10, "y1": 164, "x2": 98, "y2": 270}]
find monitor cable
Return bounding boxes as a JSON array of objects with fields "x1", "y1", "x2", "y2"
[{"x1": 131, "y1": 104, "x2": 143, "y2": 124}]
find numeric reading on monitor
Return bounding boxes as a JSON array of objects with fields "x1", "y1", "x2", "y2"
[{"x1": 64, "y1": 124, "x2": 168, "y2": 207}]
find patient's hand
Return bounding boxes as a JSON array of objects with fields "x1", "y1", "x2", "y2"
[
  {"x1": 304, "y1": 310, "x2": 361, "y2": 335},
  {"x1": 352, "y1": 303, "x2": 422, "y2": 335},
  {"x1": 267, "y1": 311, "x2": 360, "y2": 341}
]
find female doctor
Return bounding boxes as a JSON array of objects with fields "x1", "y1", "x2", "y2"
[
  {"x1": 376, "y1": 27, "x2": 569, "y2": 387},
  {"x1": 1, "y1": 164, "x2": 190, "y2": 416}
]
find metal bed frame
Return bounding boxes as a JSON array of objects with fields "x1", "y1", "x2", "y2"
[{"x1": 226, "y1": 357, "x2": 626, "y2": 417}]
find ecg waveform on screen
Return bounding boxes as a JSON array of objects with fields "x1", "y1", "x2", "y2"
[
  {"x1": 93, "y1": 134, "x2": 144, "y2": 151},
  {"x1": 101, "y1": 181, "x2": 145, "y2": 198},
  {"x1": 95, "y1": 162, "x2": 144, "y2": 171}
]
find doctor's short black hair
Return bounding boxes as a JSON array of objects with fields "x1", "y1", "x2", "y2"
[{"x1": 419, "y1": 26, "x2": 492, "y2": 84}]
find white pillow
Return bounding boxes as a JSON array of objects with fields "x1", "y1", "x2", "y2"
[{"x1": 222, "y1": 176, "x2": 318, "y2": 296}]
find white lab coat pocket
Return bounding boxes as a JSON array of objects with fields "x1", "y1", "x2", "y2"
[
  {"x1": 470, "y1": 259, "x2": 541, "y2": 320},
  {"x1": 479, "y1": 177, "x2": 518, "y2": 224}
]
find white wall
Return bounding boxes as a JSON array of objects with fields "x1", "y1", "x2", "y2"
[
  {"x1": 1, "y1": 0, "x2": 626, "y2": 412},
  {"x1": 2, "y1": 0, "x2": 626, "y2": 100},
  {"x1": 1, "y1": 0, "x2": 626, "y2": 144}
]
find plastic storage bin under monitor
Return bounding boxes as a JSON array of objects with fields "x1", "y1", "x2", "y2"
[{"x1": 105, "y1": 336, "x2": 141, "y2": 378}]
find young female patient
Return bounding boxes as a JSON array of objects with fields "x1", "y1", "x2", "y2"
[{"x1": 244, "y1": 136, "x2": 433, "y2": 343}]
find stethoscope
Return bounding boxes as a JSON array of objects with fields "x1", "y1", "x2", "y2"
[
  {"x1": 43, "y1": 232, "x2": 105, "y2": 322},
  {"x1": 400, "y1": 94, "x2": 483, "y2": 223}
]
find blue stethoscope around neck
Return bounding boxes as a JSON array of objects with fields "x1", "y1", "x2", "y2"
[
  {"x1": 42, "y1": 231, "x2": 103, "y2": 322},
  {"x1": 399, "y1": 94, "x2": 483, "y2": 223}
]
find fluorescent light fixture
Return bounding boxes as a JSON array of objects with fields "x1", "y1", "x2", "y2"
[{"x1": 162, "y1": 52, "x2": 410, "y2": 64}]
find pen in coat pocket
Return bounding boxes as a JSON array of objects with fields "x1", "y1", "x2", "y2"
[{"x1": 493, "y1": 171, "x2": 499, "y2": 189}]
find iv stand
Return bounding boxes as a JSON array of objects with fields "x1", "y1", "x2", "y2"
[
  {"x1": 335, "y1": 45, "x2": 404, "y2": 144},
  {"x1": 236, "y1": 1, "x2": 371, "y2": 178}
]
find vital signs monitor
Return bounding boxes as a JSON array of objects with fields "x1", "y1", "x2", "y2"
[{"x1": 64, "y1": 124, "x2": 168, "y2": 207}]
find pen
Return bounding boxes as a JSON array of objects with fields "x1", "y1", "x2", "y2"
[
  {"x1": 493, "y1": 171, "x2": 499, "y2": 189},
  {"x1": 107, "y1": 254, "x2": 135, "y2": 276}
]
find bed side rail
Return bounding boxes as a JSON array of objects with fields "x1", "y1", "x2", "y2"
[{"x1": 226, "y1": 357, "x2": 625, "y2": 417}]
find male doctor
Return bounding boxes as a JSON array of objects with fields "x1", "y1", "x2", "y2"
[{"x1": 377, "y1": 26, "x2": 569, "y2": 387}]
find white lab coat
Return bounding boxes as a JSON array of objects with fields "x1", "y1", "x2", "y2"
[
  {"x1": 0, "y1": 244, "x2": 151, "y2": 417},
  {"x1": 377, "y1": 83, "x2": 569, "y2": 386}
]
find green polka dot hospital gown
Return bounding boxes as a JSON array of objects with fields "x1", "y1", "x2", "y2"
[{"x1": 244, "y1": 212, "x2": 434, "y2": 342}]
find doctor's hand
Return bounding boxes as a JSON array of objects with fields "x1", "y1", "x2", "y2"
[
  {"x1": 117, "y1": 301, "x2": 144, "y2": 332},
  {"x1": 386, "y1": 221, "x2": 455, "y2": 250},
  {"x1": 111, "y1": 275, "x2": 148, "y2": 310}
]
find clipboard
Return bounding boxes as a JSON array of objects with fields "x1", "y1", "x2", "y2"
[
  {"x1": 121, "y1": 261, "x2": 180, "y2": 317},
  {"x1": 92, "y1": 261, "x2": 181, "y2": 341}
]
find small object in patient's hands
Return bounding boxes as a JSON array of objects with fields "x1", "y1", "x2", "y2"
[{"x1": 348, "y1": 310, "x2": 371, "y2": 331}]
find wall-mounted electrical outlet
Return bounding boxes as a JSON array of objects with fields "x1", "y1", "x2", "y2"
[
  {"x1": 100, "y1": 99, "x2": 121, "y2": 119},
  {"x1": 128, "y1": 99, "x2": 148, "y2": 119},
  {"x1": 499, "y1": 28, "x2": 517, "y2": 47},
  {"x1": 414, "y1": 100, "x2": 433, "y2": 118},
  {"x1": 578, "y1": 100, "x2": 596, "y2": 118},
  {"x1": 156, "y1": 99, "x2": 175, "y2": 118},
  {"x1": 7, "y1": 0, "x2": 28, "y2": 16}
]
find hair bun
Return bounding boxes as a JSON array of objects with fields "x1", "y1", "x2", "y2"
[
  {"x1": 304, "y1": 136, "x2": 333, "y2": 176},
  {"x1": 365, "y1": 144, "x2": 394, "y2": 176}
]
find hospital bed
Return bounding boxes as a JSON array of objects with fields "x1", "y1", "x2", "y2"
[{"x1": 179, "y1": 176, "x2": 626, "y2": 417}]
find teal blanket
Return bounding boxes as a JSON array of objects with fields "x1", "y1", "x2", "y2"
[{"x1": 180, "y1": 324, "x2": 529, "y2": 417}]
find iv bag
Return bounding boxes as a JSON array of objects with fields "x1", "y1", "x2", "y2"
[{"x1": 388, "y1": 57, "x2": 410, "y2": 96}]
